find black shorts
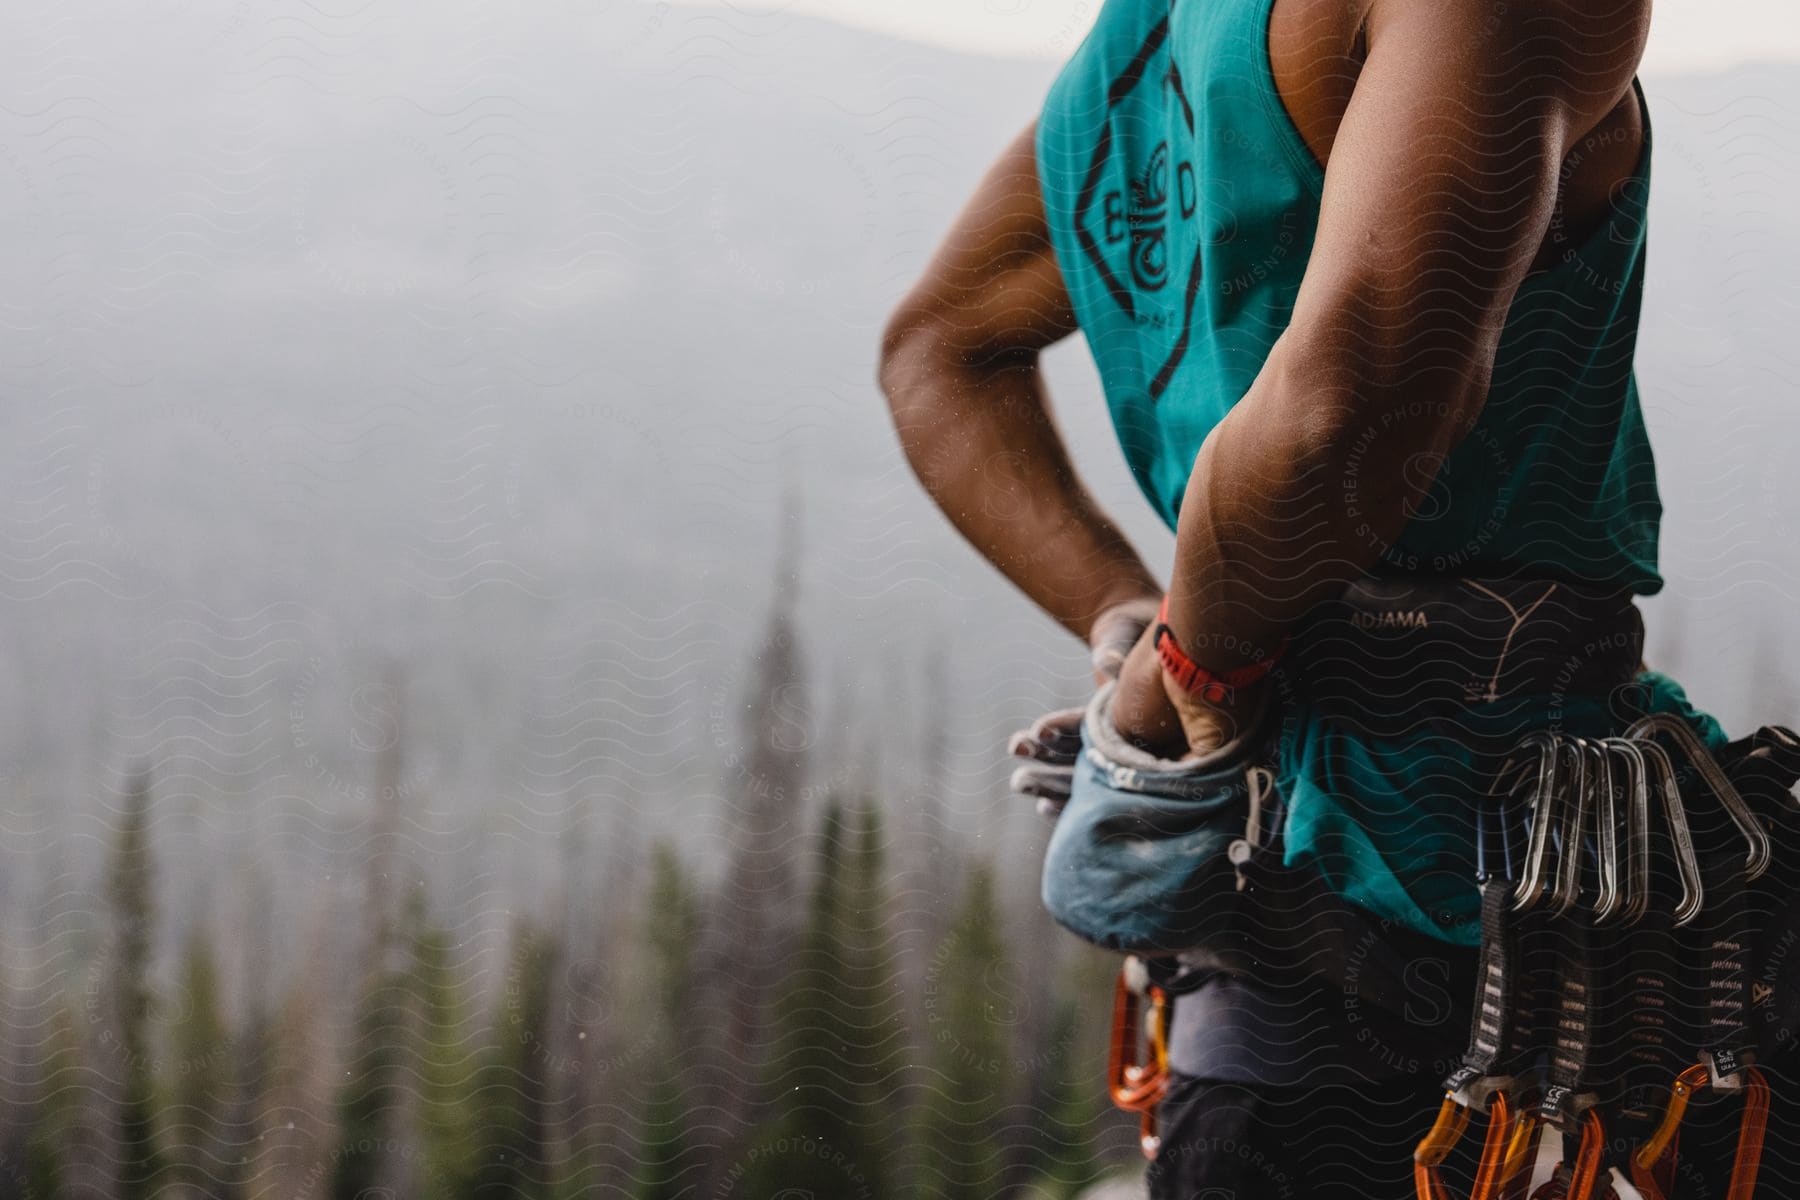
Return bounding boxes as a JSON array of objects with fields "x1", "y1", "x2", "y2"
[
  {"x1": 1147, "y1": 1071, "x2": 1451, "y2": 1200},
  {"x1": 1148, "y1": 954, "x2": 1474, "y2": 1197}
]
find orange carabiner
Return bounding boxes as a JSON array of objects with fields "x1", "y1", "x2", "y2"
[
  {"x1": 1497, "y1": 1106, "x2": 1538, "y2": 1197},
  {"x1": 1415, "y1": 1081, "x2": 1537, "y2": 1200},
  {"x1": 1517, "y1": 1105, "x2": 1605, "y2": 1200},
  {"x1": 1631, "y1": 1063, "x2": 1769, "y2": 1200},
  {"x1": 1107, "y1": 964, "x2": 1171, "y2": 1159},
  {"x1": 1563, "y1": 1109, "x2": 1607, "y2": 1200},
  {"x1": 1472, "y1": 1090, "x2": 1542, "y2": 1200},
  {"x1": 1414, "y1": 1096, "x2": 1474, "y2": 1200}
]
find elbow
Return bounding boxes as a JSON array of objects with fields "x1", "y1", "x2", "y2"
[
  {"x1": 877, "y1": 311, "x2": 931, "y2": 449},
  {"x1": 1237, "y1": 330, "x2": 1491, "y2": 549},
  {"x1": 876, "y1": 301, "x2": 925, "y2": 410},
  {"x1": 877, "y1": 297, "x2": 974, "y2": 435},
  {"x1": 876, "y1": 300, "x2": 951, "y2": 469},
  {"x1": 1269, "y1": 326, "x2": 1491, "y2": 471}
]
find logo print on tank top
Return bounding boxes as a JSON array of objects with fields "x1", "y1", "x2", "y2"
[
  {"x1": 1073, "y1": 18, "x2": 1203, "y2": 402},
  {"x1": 1124, "y1": 143, "x2": 1169, "y2": 291}
]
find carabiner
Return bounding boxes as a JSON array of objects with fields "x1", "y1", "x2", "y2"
[
  {"x1": 1530, "y1": 1106, "x2": 1607, "y2": 1200},
  {"x1": 1548, "y1": 739, "x2": 1590, "y2": 917},
  {"x1": 1601, "y1": 738, "x2": 1653, "y2": 927},
  {"x1": 1567, "y1": 1108, "x2": 1608, "y2": 1200},
  {"x1": 1497, "y1": 1104, "x2": 1539, "y2": 1196},
  {"x1": 1107, "y1": 960, "x2": 1170, "y2": 1159},
  {"x1": 1415, "y1": 1095, "x2": 1474, "y2": 1200},
  {"x1": 1627, "y1": 713, "x2": 1771, "y2": 881},
  {"x1": 1636, "y1": 740, "x2": 1706, "y2": 927},
  {"x1": 1416, "y1": 1076, "x2": 1545, "y2": 1200},
  {"x1": 1514, "y1": 734, "x2": 1568, "y2": 913},
  {"x1": 1630, "y1": 1063, "x2": 1770, "y2": 1200},
  {"x1": 1583, "y1": 740, "x2": 1622, "y2": 924},
  {"x1": 1470, "y1": 1086, "x2": 1540, "y2": 1200}
]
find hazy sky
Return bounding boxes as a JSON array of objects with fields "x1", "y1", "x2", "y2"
[{"x1": 687, "y1": 0, "x2": 1800, "y2": 73}]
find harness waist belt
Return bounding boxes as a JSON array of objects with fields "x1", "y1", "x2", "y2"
[{"x1": 1287, "y1": 575, "x2": 1645, "y2": 740}]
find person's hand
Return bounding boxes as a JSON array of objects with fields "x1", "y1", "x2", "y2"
[
  {"x1": 1086, "y1": 595, "x2": 1160, "y2": 684},
  {"x1": 1008, "y1": 595, "x2": 1162, "y2": 820},
  {"x1": 1007, "y1": 705, "x2": 1086, "y2": 820},
  {"x1": 1111, "y1": 622, "x2": 1256, "y2": 760}
]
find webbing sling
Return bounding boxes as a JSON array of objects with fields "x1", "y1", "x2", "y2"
[
  {"x1": 1603, "y1": 752, "x2": 1684, "y2": 1193},
  {"x1": 1418, "y1": 740, "x2": 1556, "y2": 1200},
  {"x1": 1418, "y1": 882, "x2": 1541, "y2": 1200},
  {"x1": 1543, "y1": 942, "x2": 1607, "y2": 1200},
  {"x1": 1451, "y1": 754, "x2": 1533, "y2": 1093}
]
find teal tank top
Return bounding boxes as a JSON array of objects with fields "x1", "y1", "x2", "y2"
[{"x1": 1037, "y1": 0, "x2": 1724, "y2": 944}]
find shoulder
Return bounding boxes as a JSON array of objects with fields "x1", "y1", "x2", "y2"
[
  {"x1": 1368, "y1": 0, "x2": 1649, "y2": 42},
  {"x1": 1364, "y1": 0, "x2": 1648, "y2": 122}
]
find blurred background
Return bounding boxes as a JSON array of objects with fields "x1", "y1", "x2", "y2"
[{"x1": 1, "y1": 1, "x2": 1799, "y2": 1197}]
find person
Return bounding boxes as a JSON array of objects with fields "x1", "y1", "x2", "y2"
[{"x1": 879, "y1": 0, "x2": 1778, "y2": 1195}]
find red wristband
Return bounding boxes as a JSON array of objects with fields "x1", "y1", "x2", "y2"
[{"x1": 1152, "y1": 595, "x2": 1285, "y2": 705}]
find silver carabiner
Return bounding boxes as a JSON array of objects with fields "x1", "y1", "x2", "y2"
[
  {"x1": 1602, "y1": 738, "x2": 1653, "y2": 927},
  {"x1": 1512, "y1": 732, "x2": 1565, "y2": 912},
  {"x1": 1548, "y1": 738, "x2": 1591, "y2": 918},
  {"x1": 1586, "y1": 740, "x2": 1623, "y2": 925},
  {"x1": 1627, "y1": 713, "x2": 1771, "y2": 881},
  {"x1": 1637, "y1": 738, "x2": 1706, "y2": 927}
]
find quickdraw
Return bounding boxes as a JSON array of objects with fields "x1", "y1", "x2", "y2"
[
  {"x1": 1416, "y1": 735, "x2": 1550, "y2": 1200},
  {"x1": 1525, "y1": 739, "x2": 1606, "y2": 1200},
  {"x1": 1108, "y1": 956, "x2": 1171, "y2": 1159},
  {"x1": 1622, "y1": 716, "x2": 1772, "y2": 1200}
]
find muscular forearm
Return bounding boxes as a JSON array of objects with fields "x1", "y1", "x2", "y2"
[
  {"x1": 881, "y1": 331, "x2": 1161, "y2": 642},
  {"x1": 1163, "y1": 329, "x2": 1484, "y2": 669},
  {"x1": 1110, "y1": 331, "x2": 1482, "y2": 759}
]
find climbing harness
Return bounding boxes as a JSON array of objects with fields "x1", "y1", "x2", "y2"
[{"x1": 1414, "y1": 722, "x2": 1800, "y2": 1200}]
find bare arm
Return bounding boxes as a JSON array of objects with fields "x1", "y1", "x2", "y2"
[
  {"x1": 1116, "y1": 0, "x2": 1652, "y2": 752},
  {"x1": 879, "y1": 123, "x2": 1161, "y2": 643}
]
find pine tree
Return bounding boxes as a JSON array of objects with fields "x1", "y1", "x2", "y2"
[
  {"x1": 330, "y1": 947, "x2": 412, "y2": 1200},
  {"x1": 407, "y1": 907, "x2": 480, "y2": 1199},
  {"x1": 165, "y1": 934, "x2": 235, "y2": 1199},
  {"x1": 841, "y1": 801, "x2": 912, "y2": 1197},
  {"x1": 691, "y1": 519, "x2": 812, "y2": 1185},
  {"x1": 734, "y1": 801, "x2": 857, "y2": 1197},
  {"x1": 1019, "y1": 999, "x2": 1104, "y2": 1198},
  {"x1": 466, "y1": 923, "x2": 556, "y2": 1200},
  {"x1": 13, "y1": 999, "x2": 79, "y2": 1200},
  {"x1": 630, "y1": 1077, "x2": 691, "y2": 1200},
  {"x1": 331, "y1": 711, "x2": 415, "y2": 1200},
  {"x1": 108, "y1": 769, "x2": 166, "y2": 1200},
  {"x1": 224, "y1": 1007, "x2": 272, "y2": 1200},
  {"x1": 645, "y1": 845, "x2": 703, "y2": 1033},
  {"x1": 736, "y1": 800, "x2": 904, "y2": 1198},
  {"x1": 910, "y1": 862, "x2": 1011, "y2": 1200},
  {"x1": 632, "y1": 844, "x2": 704, "y2": 1200},
  {"x1": 250, "y1": 918, "x2": 338, "y2": 1200}
]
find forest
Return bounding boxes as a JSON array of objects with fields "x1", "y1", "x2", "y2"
[{"x1": 0, "y1": 590, "x2": 1132, "y2": 1200}]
